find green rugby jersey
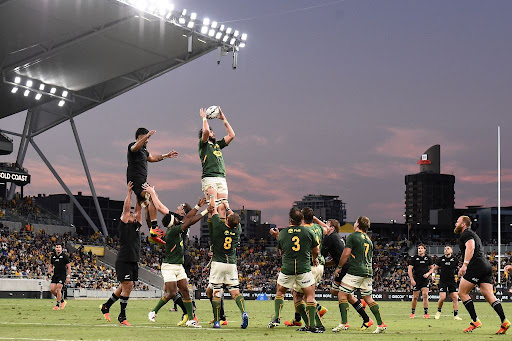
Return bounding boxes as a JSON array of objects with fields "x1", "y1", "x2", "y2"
[
  {"x1": 308, "y1": 223, "x2": 325, "y2": 265},
  {"x1": 278, "y1": 226, "x2": 318, "y2": 275},
  {"x1": 199, "y1": 138, "x2": 228, "y2": 178},
  {"x1": 163, "y1": 224, "x2": 184, "y2": 264},
  {"x1": 346, "y1": 231, "x2": 373, "y2": 277},
  {"x1": 210, "y1": 214, "x2": 241, "y2": 264}
]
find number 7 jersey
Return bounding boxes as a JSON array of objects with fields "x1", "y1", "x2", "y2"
[
  {"x1": 210, "y1": 214, "x2": 242, "y2": 264},
  {"x1": 346, "y1": 231, "x2": 373, "y2": 277},
  {"x1": 278, "y1": 226, "x2": 319, "y2": 275}
]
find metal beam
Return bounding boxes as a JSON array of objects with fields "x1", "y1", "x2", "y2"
[
  {"x1": 0, "y1": 129, "x2": 23, "y2": 137},
  {"x1": 70, "y1": 117, "x2": 109, "y2": 236},
  {"x1": 29, "y1": 138, "x2": 100, "y2": 234}
]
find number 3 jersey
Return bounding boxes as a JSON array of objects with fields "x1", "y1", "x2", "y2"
[
  {"x1": 278, "y1": 226, "x2": 319, "y2": 275},
  {"x1": 209, "y1": 214, "x2": 242, "y2": 264},
  {"x1": 346, "y1": 231, "x2": 373, "y2": 278}
]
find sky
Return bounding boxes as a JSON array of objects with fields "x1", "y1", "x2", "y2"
[{"x1": 1, "y1": 0, "x2": 512, "y2": 236}]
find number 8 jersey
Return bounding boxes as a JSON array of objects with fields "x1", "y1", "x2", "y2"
[
  {"x1": 210, "y1": 213, "x2": 242, "y2": 264},
  {"x1": 346, "y1": 231, "x2": 373, "y2": 278},
  {"x1": 278, "y1": 226, "x2": 319, "y2": 275}
]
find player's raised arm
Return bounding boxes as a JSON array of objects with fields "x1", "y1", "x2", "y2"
[
  {"x1": 313, "y1": 216, "x2": 328, "y2": 235},
  {"x1": 218, "y1": 107, "x2": 235, "y2": 145},
  {"x1": 200, "y1": 108, "x2": 210, "y2": 143},
  {"x1": 181, "y1": 199, "x2": 207, "y2": 231},
  {"x1": 142, "y1": 183, "x2": 170, "y2": 215},
  {"x1": 121, "y1": 181, "x2": 133, "y2": 223},
  {"x1": 148, "y1": 150, "x2": 179, "y2": 163},
  {"x1": 131, "y1": 130, "x2": 155, "y2": 152}
]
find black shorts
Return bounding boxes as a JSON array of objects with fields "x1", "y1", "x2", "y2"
[
  {"x1": 412, "y1": 276, "x2": 429, "y2": 291},
  {"x1": 51, "y1": 275, "x2": 66, "y2": 284},
  {"x1": 438, "y1": 280, "x2": 457, "y2": 293},
  {"x1": 128, "y1": 178, "x2": 147, "y2": 203},
  {"x1": 463, "y1": 263, "x2": 493, "y2": 285},
  {"x1": 116, "y1": 261, "x2": 138, "y2": 282}
]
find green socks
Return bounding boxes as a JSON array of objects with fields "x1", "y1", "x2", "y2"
[
  {"x1": 369, "y1": 302, "x2": 383, "y2": 325},
  {"x1": 339, "y1": 299, "x2": 349, "y2": 324},
  {"x1": 153, "y1": 296, "x2": 170, "y2": 313},
  {"x1": 274, "y1": 295, "x2": 284, "y2": 320}
]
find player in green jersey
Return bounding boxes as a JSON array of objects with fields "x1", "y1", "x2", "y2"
[
  {"x1": 198, "y1": 107, "x2": 235, "y2": 220},
  {"x1": 143, "y1": 185, "x2": 206, "y2": 328},
  {"x1": 268, "y1": 208, "x2": 322, "y2": 333},
  {"x1": 334, "y1": 216, "x2": 387, "y2": 334},
  {"x1": 206, "y1": 194, "x2": 249, "y2": 329}
]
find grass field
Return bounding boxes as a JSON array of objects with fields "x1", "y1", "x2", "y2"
[{"x1": 0, "y1": 298, "x2": 509, "y2": 341}]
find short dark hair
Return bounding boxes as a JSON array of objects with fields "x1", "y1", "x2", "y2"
[
  {"x1": 301, "y1": 207, "x2": 314, "y2": 224},
  {"x1": 135, "y1": 127, "x2": 149, "y2": 139},
  {"x1": 289, "y1": 207, "x2": 303, "y2": 226},
  {"x1": 357, "y1": 216, "x2": 370, "y2": 232},
  {"x1": 328, "y1": 219, "x2": 340, "y2": 233},
  {"x1": 227, "y1": 213, "x2": 241, "y2": 228},
  {"x1": 417, "y1": 243, "x2": 427, "y2": 250},
  {"x1": 162, "y1": 212, "x2": 177, "y2": 228}
]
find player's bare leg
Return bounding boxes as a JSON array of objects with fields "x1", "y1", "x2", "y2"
[
  {"x1": 207, "y1": 285, "x2": 227, "y2": 325},
  {"x1": 449, "y1": 292, "x2": 461, "y2": 320},
  {"x1": 411, "y1": 290, "x2": 419, "y2": 318},
  {"x1": 285, "y1": 290, "x2": 305, "y2": 327},
  {"x1": 228, "y1": 287, "x2": 249, "y2": 329},
  {"x1": 362, "y1": 295, "x2": 386, "y2": 333},
  {"x1": 459, "y1": 278, "x2": 482, "y2": 332},
  {"x1": 302, "y1": 284, "x2": 318, "y2": 331},
  {"x1": 117, "y1": 281, "x2": 133, "y2": 325},
  {"x1": 50, "y1": 283, "x2": 61, "y2": 310},
  {"x1": 177, "y1": 279, "x2": 201, "y2": 328},
  {"x1": 421, "y1": 287, "x2": 430, "y2": 318},
  {"x1": 436, "y1": 292, "x2": 446, "y2": 319},
  {"x1": 205, "y1": 187, "x2": 226, "y2": 219},
  {"x1": 479, "y1": 283, "x2": 509, "y2": 334},
  {"x1": 268, "y1": 284, "x2": 288, "y2": 328}
]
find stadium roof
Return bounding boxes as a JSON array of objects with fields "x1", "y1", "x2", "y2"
[{"x1": 0, "y1": 0, "x2": 246, "y2": 236}]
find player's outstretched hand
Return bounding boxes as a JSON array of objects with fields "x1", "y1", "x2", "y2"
[
  {"x1": 147, "y1": 130, "x2": 156, "y2": 137},
  {"x1": 127, "y1": 181, "x2": 133, "y2": 192},
  {"x1": 423, "y1": 273, "x2": 429, "y2": 278},
  {"x1": 269, "y1": 227, "x2": 279, "y2": 239},
  {"x1": 197, "y1": 198, "x2": 206, "y2": 207},
  {"x1": 166, "y1": 150, "x2": 179, "y2": 158},
  {"x1": 218, "y1": 107, "x2": 225, "y2": 120},
  {"x1": 312, "y1": 258, "x2": 319, "y2": 267},
  {"x1": 142, "y1": 183, "x2": 155, "y2": 195},
  {"x1": 200, "y1": 108, "x2": 206, "y2": 118},
  {"x1": 207, "y1": 205, "x2": 215, "y2": 214},
  {"x1": 411, "y1": 279, "x2": 416, "y2": 287},
  {"x1": 458, "y1": 265, "x2": 467, "y2": 277}
]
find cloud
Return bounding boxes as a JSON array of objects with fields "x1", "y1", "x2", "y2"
[{"x1": 457, "y1": 169, "x2": 512, "y2": 184}]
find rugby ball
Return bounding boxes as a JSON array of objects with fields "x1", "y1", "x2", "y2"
[{"x1": 205, "y1": 106, "x2": 220, "y2": 119}]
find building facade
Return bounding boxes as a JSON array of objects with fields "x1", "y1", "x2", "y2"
[{"x1": 294, "y1": 194, "x2": 346, "y2": 223}]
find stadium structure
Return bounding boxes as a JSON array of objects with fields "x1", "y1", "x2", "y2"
[{"x1": 0, "y1": 0, "x2": 247, "y2": 237}]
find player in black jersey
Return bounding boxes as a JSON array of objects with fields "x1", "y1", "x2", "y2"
[
  {"x1": 455, "y1": 216, "x2": 510, "y2": 334},
  {"x1": 127, "y1": 127, "x2": 178, "y2": 244},
  {"x1": 408, "y1": 244, "x2": 433, "y2": 318},
  {"x1": 433, "y1": 246, "x2": 461, "y2": 320},
  {"x1": 100, "y1": 182, "x2": 142, "y2": 326},
  {"x1": 48, "y1": 243, "x2": 71, "y2": 311}
]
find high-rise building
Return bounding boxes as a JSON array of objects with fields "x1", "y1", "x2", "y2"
[
  {"x1": 294, "y1": 194, "x2": 346, "y2": 223},
  {"x1": 405, "y1": 145, "x2": 455, "y2": 225}
]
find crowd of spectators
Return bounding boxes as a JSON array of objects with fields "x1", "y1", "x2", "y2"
[{"x1": 0, "y1": 194, "x2": 65, "y2": 226}]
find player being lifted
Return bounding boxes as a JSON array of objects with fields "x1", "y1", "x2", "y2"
[
  {"x1": 207, "y1": 193, "x2": 248, "y2": 329},
  {"x1": 198, "y1": 107, "x2": 235, "y2": 219},
  {"x1": 434, "y1": 246, "x2": 462, "y2": 320},
  {"x1": 101, "y1": 182, "x2": 142, "y2": 326},
  {"x1": 334, "y1": 216, "x2": 387, "y2": 334},
  {"x1": 408, "y1": 244, "x2": 433, "y2": 318},
  {"x1": 144, "y1": 185, "x2": 205, "y2": 328},
  {"x1": 268, "y1": 208, "x2": 321, "y2": 333},
  {"x1": 127, "y1": 128, "x2": 178, "y2": 244},
  {"x1": 455, "y1": 216, "x2": 510, "y2": 334},
  {"x1": 48, "y1": 243, "x2": 71, "y2": 311}
]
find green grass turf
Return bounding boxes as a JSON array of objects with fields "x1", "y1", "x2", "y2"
[{"x1": 0, "y1": 298, "x2": 509, "y2": 341}]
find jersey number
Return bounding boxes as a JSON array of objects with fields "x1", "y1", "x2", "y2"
[
  {"x1": 224, "y1": 237, "x2": 232, "y2": 250},
  {"x1": 292, "y1": 236, "x2": 301, "y2": 251},
  {"x1": 364, "y1": 243, "x2": 370, "y2": 257}
]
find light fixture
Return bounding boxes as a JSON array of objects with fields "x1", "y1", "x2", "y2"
[
  {"x1": 178, "y1": 17, "x2": 186, "y2": 24},
  {"x1": 215, "y1": 32, "x2": 222, "y2": 39},
  {"x1": 62, "y1": 90, "x2": 68, "y2": 97},
  {"x1": 23, "y1": 90, "x2": 30, "y2": 96},
  {"x1": 14, "y1": 77, "x2": 21, "y2": 84},
  {"x1": 241, "y1": 33, "x2": 247, "y2": 41},
  {"x1": 165, "y1": 12, "x2": 172, "y2": 19},
  {"x1": 219, "y1": 24, "x2": 225, "y2": 31},
  {"x1": 229, "y1": 38, "x2": 236, "y2": 45},
  {"x1": 190, "y1": 12, "x2": 197, "y2": 20},
  {"x1": 39, "y1": 84, "x2": 45, "y2": 90},
  {"x1": 226, "y1": 27, "x2": 232, "y2": 34},
  {"x1": 211, "y1": 21, "x2": 217, "y2": 28},
  {"x1": 181, "y1": 9, "x2": 187, "y2": 16},
  {"x1": 203, "y1": 18, "x2": 210, "y2": 25},
  {"x1": 26, "y1": 80, "x2": 33, "y2": 87},
  {"x1": 187, "y1": 21, "x2": 194, "y2": 28},
  {"x1": 11, "y1": 87, "x2": 18, "y2": 94},
  {"x1": 201, "y1": 26, "x2": 208, "y2": 34},
  {"x1": 58, "y1": 100, "x2": 65, "y2": 107},
  {"x1": 222, "y1": 35, "x2": 229, "y2": 42},
  {"x1": 50, "y1": 87, "x2": 56, "y2": 94},
  {"x1": 234, "y1": 30, "x2": 239, "y2": 37},
  {"x1": 239, "y1": 42, "x2": 246, "y2": 48},
  {"x1": 35, "y1": 93, "x2": 42, "y2": 100},
  {"x1": 208, "y1": 29, "x2": 215, "y2": 37}
]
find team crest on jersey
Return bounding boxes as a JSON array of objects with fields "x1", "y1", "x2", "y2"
[{"x1": 213, "y1": 150, "x2": 222, "y2": 157}]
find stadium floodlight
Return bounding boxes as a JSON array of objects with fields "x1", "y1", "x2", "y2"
[
  {"x1": 203, "y1": 18, "x2": 210, "y2": 26},
  {"x1": 190, "y1": 12, "x2": 197, "y2": 20},
  {"x1": 50, "y1": 87, "x2": 57, "y2": 94},
  {"x1": 219, "y1": 24, "x2": 225, "y2": 31},
  {"x1": 211, "y1": 21, "x2": 218, "y2": 28},
  {"x1": 226, "y1": 27, "x2": 232, "y2": 34},
  {"x1": 201, "y1": 25, "x2": 208, "y2": 34},
  {"x1": 23, "y1": 89, "x2": 30, "y2": 96},
  {"x1": 26, "y1": 80, "x2": 33, "y2": 87},
  {"x1": 11, "y1": 87, "x2": 18, "y2": 94},
  {"x1": 239, "y1": 42, "x2": 246, "y2": 48},
  {"x1": 39, "y1": 84, "x2": 45, "y2": 90},
  {"x1": 187, "y1": 21, "x2": 194, "y2": 28},
  {"x1": 241, "y1": 33, "x2": 247, "y2": 41},
  {"x1": 62, "y1": 90, "x2": 68, "y2": 97},
  {"x1": 178, "y1": 17, "x2": 186, "y2": 24},
  {"x1": 14, "y1": 76, "x2": 21, "y2": 84},
  {"x1": 58, "y1": 100, "x2": 65, "y2": 107},
  {"x1": 215, "y1": 32, "x2": 222, "y2": 39},
  {"x1": 208, "y1": 29, "x2": 215, "y2": 37},
  {"x1": 35, "y1": 93, "x2": 42, "y2": 100},
  {"x1": 229, "y1": 38, "x2": 236, "y2": 45},
  {"x1": 165, "y1": 11, "x2": 172, "y2": 19},
  {"x1": 234, "y1": 30, "x2": 239, "y2": 37},
  {"x1": 135, "y1": 0, "x2": 147, "y2": 11},
  {"x1": 222, "y1": 35, "x2": 229, "y2": 42},
  {"x1": 181, "y1": 9, "x2": 187, "y2": 16}
]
